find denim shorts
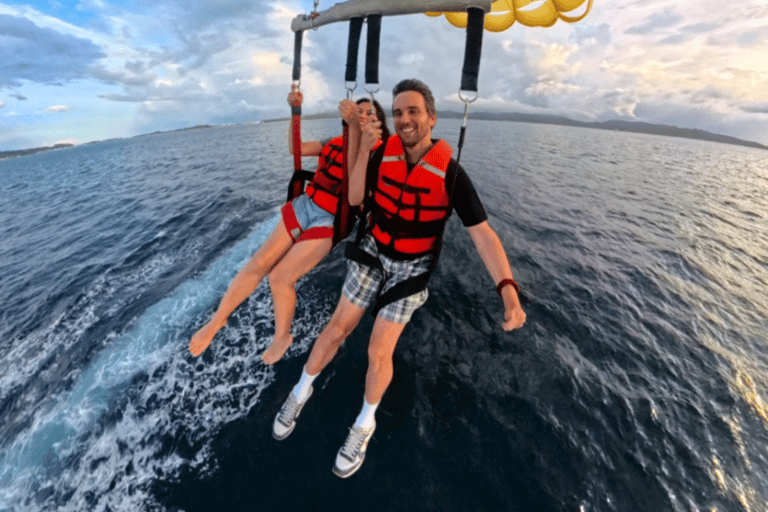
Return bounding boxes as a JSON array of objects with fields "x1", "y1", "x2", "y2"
[{"x1": 282, "y1": 194, "x2": 335, "y2": 241}]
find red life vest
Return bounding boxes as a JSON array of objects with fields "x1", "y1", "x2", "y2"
[
  {"x1": 306, "y1": 137, "x2": 383, "y2": 216},
  {"x1": 305, "y1": 136, "x2": 345, "y2": 215},
  {"x1": 371, "y1": 136, "x2": 453, "y2": 258}
]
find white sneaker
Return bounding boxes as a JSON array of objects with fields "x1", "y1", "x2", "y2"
[
  {"x1": 272, "y1": 387, "x2": 312, "y2": 440},
  {"x1": 333, "y1": 420, "x2": 376, "y2": 478}
]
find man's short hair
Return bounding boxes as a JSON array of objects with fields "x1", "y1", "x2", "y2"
[{"x1": 392, "y1": 79, "x2": 436, "y2": 117}]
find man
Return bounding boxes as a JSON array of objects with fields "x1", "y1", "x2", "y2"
[{"x1": 272, "y1": 79, "x2": 526, "y2": 478}]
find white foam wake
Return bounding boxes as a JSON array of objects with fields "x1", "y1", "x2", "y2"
[{"x1": 0, "y1": 213, "x2": 331, "y2": 511}]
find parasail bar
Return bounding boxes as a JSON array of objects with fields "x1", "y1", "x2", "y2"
[{"x1": 291, "y1": 0, "x2": 493, "y2": 32}]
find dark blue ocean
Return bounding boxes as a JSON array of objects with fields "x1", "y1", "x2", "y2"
[{"x1": 1, "y1": 118, "x2": 767, "y2": 512}]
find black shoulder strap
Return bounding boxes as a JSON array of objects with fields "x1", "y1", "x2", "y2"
[
  {"x1": 366, "y1": 143, "x2": 386, "y2": 201},
  {"x1": 445, "y1": 157, "x2": 460, "y2": 206},
  {"x1": 349, "y1": 143, "x2": 386, "y2": 246}
]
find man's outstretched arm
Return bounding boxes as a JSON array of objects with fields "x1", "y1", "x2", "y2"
[{"x1": 466, "y1": 221, "x2": 526, "y2": 331}]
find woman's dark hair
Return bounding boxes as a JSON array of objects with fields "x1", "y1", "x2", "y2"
[{"x1": 356, "y1": 97, "x2": 391, "y2": 141}]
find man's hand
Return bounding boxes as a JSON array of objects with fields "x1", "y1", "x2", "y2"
[{"x1": 503, "y1": 305, "x2": 526, "y2": 331}]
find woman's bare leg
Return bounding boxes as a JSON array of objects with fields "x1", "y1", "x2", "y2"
[
  {"x1": 263, "y1": 237, "x2": 333, "y2": 364},
  {"x1": 189, "y1": 218, "x2": 294, "y2": 357}
]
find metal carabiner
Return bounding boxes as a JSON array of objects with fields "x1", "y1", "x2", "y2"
[
  {"x1": 364, "y1": 84, "x2": 380, "y2": 116},
  {"x1": 345, "y1": 81, "x2": 357, "y2": 99},
  {"x1": 458, "y1": 89, "x2": 477, "y2": 128}
]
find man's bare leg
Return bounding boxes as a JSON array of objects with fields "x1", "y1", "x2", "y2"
[
  {"x1": 272, "y1": 296, "x2": 366, "y2": 440},
  {"x1": 303, "y1": 296, "x2": 366, "y2": 375},
  {"x1": 363, "y1": 317, "x2": 407, "y2": 405}
]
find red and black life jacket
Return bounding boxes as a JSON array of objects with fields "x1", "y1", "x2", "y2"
[
  {"x1": 305, "y1": 136, "x2": 384, "y2": 216},
  {"x1": 370, "y1": 136, "x2": 453, "y2": 259},
  {"x1": 305, "y1": 136, "x2": 345, "y2": 215}
]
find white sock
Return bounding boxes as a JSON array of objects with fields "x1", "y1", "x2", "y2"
[
  {"x1": 291, "y1": 366, "x2": 317, "y2": 403},
  {"x1": 353, "y1": 399, "x2": 379, "y2": 430}
]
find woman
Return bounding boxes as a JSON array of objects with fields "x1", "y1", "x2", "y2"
[{"x1": 188, "y1": 87, "x2": 390, "y2": 363}]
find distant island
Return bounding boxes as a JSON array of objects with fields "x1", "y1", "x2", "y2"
[
  {"x1": 3, "y1": 113, "x2": 765, "y2": 160},
  {"x1": 438, "y1": 110, "x2": 768, "y2": 151},
  {"x1": 269, "y1": 110, "x2": 768, "y2": 152},
  {"x1": 0, "y1": 125, "x2": 212, "y2": 161},
  {"x1": 0, "y1": 143, "x2": 74, "y2": 161}
]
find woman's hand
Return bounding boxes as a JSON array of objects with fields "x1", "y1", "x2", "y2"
[
  {"x1": 360, "y1": 117, "x2": 382, "y2": 152},
  {"x1": 338, "y1": 99, "x2": 358, "y2": 125},
  {"x1": 288, "y1": 84, "x2": 303, "y2": 107}
]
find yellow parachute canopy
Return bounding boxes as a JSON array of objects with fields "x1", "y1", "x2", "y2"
[{"x1": 426, "y1": 0, "x2": 592, "y2": 31}]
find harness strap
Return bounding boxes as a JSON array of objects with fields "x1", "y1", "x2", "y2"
[
  {"x1": 292, "y1": 30, "x2": 302, "y2": 84},
  {"x1": 345, "y1": 17, "x2": 364, "y2": 86},
  {"x1": 455, "y1": 7, "x2": 485, "y2": 167},
  {"x1": 299, "y1": 226, "x2": 334, "y2": 242},
  {"x1": 286, "y1": 170, "x2": 315, "y2": 203},
  {"x1": 282, "y1": 202, "x2": 336, "y2": 243},
  {"x1": 365, "y1": 15, "x2": 381, "y2": 90},
  {"x1": 281, "y1": 202, "x2": 303, "y2": 243},
  {"x1": 371, "y1": 273, "x2": 430, "y2": 318},
  {"x1": 374, "y1": 213, "x2": 446, "y2": 239},
  {"x1": 286, "y1": 30, "x2": 314, "y2": 202},
  {"x1": 344, "y1": 241, "x2": 383, "y2": 271},
  {"x1": 345, "y1": 148, "x2": 462, "y2": 316},
  {"x1": 292, "y1": 104, "x2": 302, "y2": 173},
  {"x1": 332, "y1": 121, "x2": 351, "y2": 245},
  {"x1": 345, "y1": 237, "x2": 433, "y2": 317}
]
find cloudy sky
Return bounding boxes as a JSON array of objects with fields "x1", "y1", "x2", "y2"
[{"x1": 1, "y1": 0, "x2": 767, "y2": 151}]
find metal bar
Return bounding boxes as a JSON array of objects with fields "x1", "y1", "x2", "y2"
[{"x1": 291, "y1": 0, "x2": 492, "y2": 32}]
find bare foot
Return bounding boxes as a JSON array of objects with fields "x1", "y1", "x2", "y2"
[
  {"x1": 262, "y1": 334, "x2": 293, "y2": 365},
  {"x1": 189, "y1": 321, "x2": 222, "y2": 357}
]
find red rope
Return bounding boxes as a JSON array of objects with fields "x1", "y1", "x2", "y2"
[
  {"x1": 335, "y1": 121, "x2": 350, "y2": 245},
  {"x1": 289, "y1": 113, "x2": 304, "y2": 200}
]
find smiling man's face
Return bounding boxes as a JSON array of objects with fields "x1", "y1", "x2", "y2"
[{"x1": 393, "y1": 90, "x2": 436, "y2": 152}]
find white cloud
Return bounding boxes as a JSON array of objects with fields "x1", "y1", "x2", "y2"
[
  {"x1": 45, "y1": 105, "x2": 69, "y2": 113},
  {"x1": 1, "y1": 0, "x2": 767, "y2": 150},
  {"x1": 625, "y1": 9, "x2": 685, "y2": 35},
  {"x1": 0, "y1": 14, "x2": 106, "y2": 87}
]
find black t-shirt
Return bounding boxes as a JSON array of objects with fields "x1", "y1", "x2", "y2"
[{"x1": 449, "y1": 163, "x2": 487, "y2": 227}]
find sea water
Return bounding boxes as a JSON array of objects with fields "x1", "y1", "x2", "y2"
[{"x1": 0, "y1": 119, "x2": 766, "y2": 511}]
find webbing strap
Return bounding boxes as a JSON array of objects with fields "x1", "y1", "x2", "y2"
[
  {"x1": 456, "y1": 7, "x2": 485, "y2": 167},
  {"x1": 333, "y1": 121, "x2": 351, "y2": 245},
  {"x1": 299, "y1": 226, "x2": 334, "y2": 242},
  {"x1": 365, "y1": 15, "x2": 381, "y2": 88},
  {"x1": 371, "y1": 273, "x2": 431, "y2": 318},
  {"x1": 292, "y1": 113, "x2": 302, "y2": 172},
  {"x1": 281, "y1": 202, "x2": 302, "y2": 242},
  {"x1": 346, "y1": 238, "x2": 435, "y2": 318},
  {"x1": 292, "y1": 31, "x2": 303, "y2": 83},
  {"x1": 345, "y1": 241, "x2": 383, "y2": 271},
  {"x1": 292, "y1": 29, "x2": 303, "y2": 172},
  {"x1": 287, "y1": 30, "x2": 309, "y2": 202},
  {"x1": 345, "y1": 18, "x2": 364, "y2": 84},
  {"x1": 460, "y1": 8, "x2": 484, "y2": 94},
  {"x1": 286, "y1": 170, "x2": 315, "y2": 203}
]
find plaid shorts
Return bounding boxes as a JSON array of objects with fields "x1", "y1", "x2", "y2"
[{"x1": 342, "y1": 233, "x2": 432, "y2": 324}]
